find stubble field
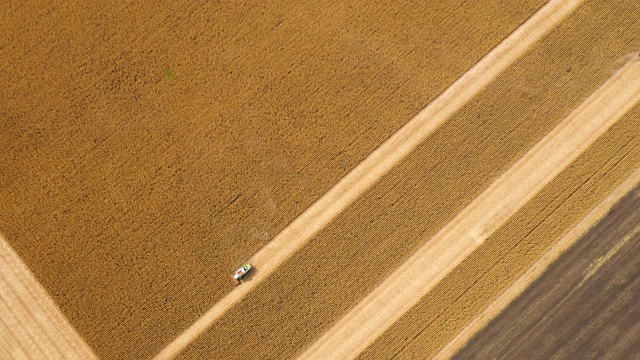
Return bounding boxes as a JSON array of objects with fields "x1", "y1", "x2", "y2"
[{"x1": 1, "y1": 1, "x2": 639, "y2": 359}]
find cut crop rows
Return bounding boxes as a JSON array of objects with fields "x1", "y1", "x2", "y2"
[{"x1": 360, "y1": 103, "x2": 640, "y2": 359}]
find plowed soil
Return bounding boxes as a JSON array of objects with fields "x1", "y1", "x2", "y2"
[
  {"x1": 177, "y1": 2, "x2": 640, "y2": 359},
  {"x1": 435, "y1": 166, "x2": 640, "y2": 359},
  {"x1": 453, "y1": 184, "x2": 640, "y2": 360},
  {"x1": 0, "y1": 1, "x2": 544, "y2": 359}
]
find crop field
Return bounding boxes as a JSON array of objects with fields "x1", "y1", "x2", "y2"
[
  {"x1": 0, "y1": 1, "x2": 543, "y2": 358},
  {"x1": 359, "y1": 104, "x2": 640, "y2": 359},
  {"x1": 1, "y1": 1, "x2": 639, "y2": 359}
]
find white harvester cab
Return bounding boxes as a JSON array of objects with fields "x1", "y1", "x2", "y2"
[{"x1": 231, "y1": 263, "x2": 252, "y2": 285}]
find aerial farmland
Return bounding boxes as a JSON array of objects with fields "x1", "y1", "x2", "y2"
[{"x1": 0, "y1": 1, "x2": 639, "y2": 359}]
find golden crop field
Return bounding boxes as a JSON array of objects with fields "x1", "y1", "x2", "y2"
[{"x1": 1, "y1": 1, "x2": 639, "y2": 359}]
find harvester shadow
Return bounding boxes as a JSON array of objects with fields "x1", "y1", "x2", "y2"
[{"x1": 241, "y1": 266, "x2": 258, "y2": 283}]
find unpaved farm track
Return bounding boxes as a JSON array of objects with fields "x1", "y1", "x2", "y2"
[
  {"x1": 0, "y1": 1, "x2": 543, "y2": 358},
  {"x1": 0, "y1": 237, "x2": 97, "y2": 359}
]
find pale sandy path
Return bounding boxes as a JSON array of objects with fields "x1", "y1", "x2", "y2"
[
  {"x1": 154, "y1": 1, "x2": 580, "y2": 358},
  {"x1": 0, "y1": 236, "x2": 97, "y2": 360},
  {"x1": 299, "y1": 56, "x2": 640, "y2": 359},
  {"x1": 434, "y1": 166, "x2": 640, "y2": 359}
]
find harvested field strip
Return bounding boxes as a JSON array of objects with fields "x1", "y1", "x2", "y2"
[
  {"x1": 453, "y1": 184, "x2": 640, "y2": 359},
  {"x1": 155, "y1": 1, "x2": 576, "y2": 357},
  {"x1": 436, "y1": 166, "x2": 640, "y2": 359},
  {"x1": 359, "y1": 104, "x2": 640, "y2": 359},
  {"x1": 0, "y1": 2, "x2": 545, "y2": 358},
  {"x1": 176, "y1": 4, "x2": 640, "y2": 359},
  {"x1": 302, "y1": 57, "x2": 640, "y2": 359},
  {"x1": 0, "y1": 235, "x2": 97, "y2": 359}
]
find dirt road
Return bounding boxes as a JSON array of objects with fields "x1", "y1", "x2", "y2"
[
  {"x1": 300, "y1": 56, "x2": 640, "y2": 359},
  {"x1": 0, "y1": 236, "x2": 96, "y2": 359},
  {"x1": 154, "y1": 2, "x2": 577, "y2": 358},
  {"x1": 453, "y1": 183, "x2": 640, "y2": 359},
  {"x1": 436, "y1": 166, "x2": 640, "y2": 359}
]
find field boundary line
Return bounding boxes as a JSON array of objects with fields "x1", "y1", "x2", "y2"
[
  {"x1": 299, "y1": 56, "x2": 640, "y2": 359},
  {"x1": 154, "y1": 1, "x2": 581, "y2": 358},
  {"x1": 0, "y1": 235, "x2": 98, "y2": 359},
  {"x1": 434, "y1": 166, "x2": 640, "y2": 359}
]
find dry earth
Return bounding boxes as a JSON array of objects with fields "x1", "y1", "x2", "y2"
[
  {"x1": 436, "y1": 166, "x2": 640, "y2": 359},
  {"x1": 0, "y1": 237, "x2": 96, "y2": 359},
  {"x1": 453, "y1": 183, "x2": 640, "y2": 360}
]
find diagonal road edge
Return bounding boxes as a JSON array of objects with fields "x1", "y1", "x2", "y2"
[
  {"x1": 154, "y1": 1, "x2": 583, "y2": 358},
  {"x1": 299, "y1": 55, "x2": 640, "y2": 359},
  {"x1": 0, "y1": 236, "x2": 99, "y2": 359},
  {"x1": 434, "y1": 165, "x2": 640, "y2": 359}
]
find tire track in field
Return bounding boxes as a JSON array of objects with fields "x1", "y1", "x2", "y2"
[
  {"x1": 0, "y1": 235, "x2": 97, "y2": 359},
  {"x1": 299, "y1": 55, "x2": 640, "y2": 359},
  {"x1": 154, "y1": 1, "x2": 581, "y2": 358},
  {"x1": 435, "y1": 166, "x2": 640, "y2": 359}
]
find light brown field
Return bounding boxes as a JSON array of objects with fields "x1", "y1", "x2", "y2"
[
  {"x1": 0, "y1": 1, "x2": 544, "y2": 358},
  {"x1": 2, "y1": 1, "x2": 640, "y2": 359}
]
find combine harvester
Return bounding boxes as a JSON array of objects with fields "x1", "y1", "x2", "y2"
[{"x1": 231, "y1": 263, "x2": 252, "y2": 285}]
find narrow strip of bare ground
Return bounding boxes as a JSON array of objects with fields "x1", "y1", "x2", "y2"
[
  {"x1": 300, "y1": 56, "x2": 640, "y2": 359},
  {"x1": 0, "y1": 236, "x2": 97, "y2": 359}
]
